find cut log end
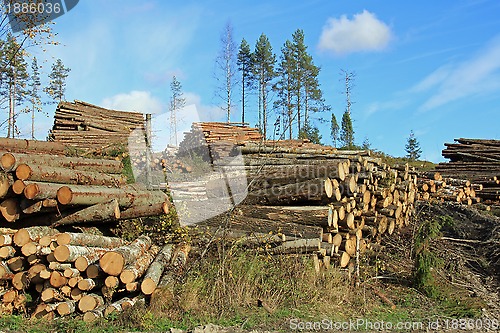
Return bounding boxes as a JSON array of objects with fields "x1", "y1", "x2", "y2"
[
  {"x1": 24, "y1": 184, "x2": 40, "y2": 200},
  {"x1": 0, "y1": 153, "x2": 16, "y2": 171},
  {"x1": 54, "y1": 245, "x2": 70, "y2": 262},
  {"x1": 57, "y1": 186, "x2": 73, "y2": 205},
  {"x1": 140, "y1": 278, "x2": 156, "y2": 295},
  {"x1": 99, "y1": 251, "x2": 125, "y2": 276},
  {"x1": 12, "y1": 180, "x2": 26, "y2": 195},
  {"x1": 15, "y1": 164, "x2": 32, "y2": 181}
]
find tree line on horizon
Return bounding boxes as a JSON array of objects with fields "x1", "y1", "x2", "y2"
[
  {"x1": 168, "y1": 22, "x2": 356, "y2": 149},
  {"x1": 166, "y1": 22, "x2": 423, "y2": 160}
]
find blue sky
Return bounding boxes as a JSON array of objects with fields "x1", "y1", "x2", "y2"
[{"x1": 16, "y1": 0, "x2": 500, "y2": 161}]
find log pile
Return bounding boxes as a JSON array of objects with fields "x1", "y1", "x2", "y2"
[
  {"x1": 196, "y1": 140, "x2": 418, "y2": 271},
  {"x1": 416, "y1": 172, "x2": 482, "y2": 205},
  {"x1": 177, "y1": 122, "x2": 262, "y2": 161},
  {"x1": 0, "y1": 148, "x2": 170, "y2": 227},
  {"x1": 433, "y1": 138, "x2": 500, "y2": 203},
  {"x1": 0, "y1": 230, "x2": 190, "y2": 321},
  {"x1": 0, "y1": 137, "x2": 181, "y2": 319},
  {"x1": 49, "y1": 100, "x2": 146, "y2": 151}
]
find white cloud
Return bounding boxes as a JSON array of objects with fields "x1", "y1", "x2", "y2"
[
  {"x1": 415, "y1": 36, "x2": 500, "y2": 111},
  {"x1": 318, "y1": 10, "x2": 393, "y2": 55},
  {"x1": 183, "y1": 92, "x2": 226, "y2": 121},
  {"x1": 101, "y1": 91, "x2": 163, "y2": 114}
]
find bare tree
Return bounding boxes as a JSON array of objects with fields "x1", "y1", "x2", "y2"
[
  {"x1": 169, "y1": 75, "x2": 185, "y2": 146},
  {"x1": 214, "y1": 21, "x2": 238, "y2": 123}
]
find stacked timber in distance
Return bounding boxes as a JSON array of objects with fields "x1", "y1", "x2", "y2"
[
  {"x1": 49, "y1": 100, "x2": 146, "y2": 151},
  {"x1": 196, "y1": 138, "x2": 418, "y2": 271},
  {"x1": 433, "y1": 138, "x2": 500, "y2": 203},
  {"x1": 0, "y1": 228, "x2": 190, "y2": 321},
  {"x1": 417, "y1": 171, "x2": 482, "y2": 205},
  {"x1": 177, "y1": 122, "x2": 262, "y2": 161}
]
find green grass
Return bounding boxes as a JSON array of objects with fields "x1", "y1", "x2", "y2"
[{"x1": 0, "y1": 223, "x2": 488, "y2": 332}]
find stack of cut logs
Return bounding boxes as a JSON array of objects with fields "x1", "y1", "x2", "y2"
[
  {"x1": 0, "y1": 144, "x2": 170, "y2": 227},
  {"x1": 416, "y1": 171, "x2": 482, "y2": 205},
  {"x1": 433, "y1": 138, "x2": 500, "y2": 203},
  {"x1": 49, "y1": 100, "x2": 146, "y2": 151},
  {"x1": 0, "y1": 228, "x2": 189, "y2": 321},
  {"x1": 196, "y1": 140, "x2": 418, "y2": 271},
  {"x1": 0, "y1": 138, "x2": 177, "y2": 319},
  {"x1": 177, "y1": 122, "x2": 262, "y2": 161}
]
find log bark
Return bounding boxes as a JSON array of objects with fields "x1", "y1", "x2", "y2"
[
  {"x1": 57, "y1": 184, "x2": 168, "y2": 207},
  {"x1": 1, "y1": 152, "x2": 122, "y2": 174},
  {"x1": 269, "y1": 238, "x2": 321, "y2": 254},
  {"x1": 16, "y1": 163, "x2": 126, "y2": 186},
  {"x1": 234, "y1": 205, "x2": 331, "y2": 227},
  {"x1": 141, "y1": 244, "x2": 174, "y2": 295},
  {"x1": 202, "y1": 215, "x2": 323, "y2": 240},
  {"x1": 23, "y1": 182, "x2": 63, "y2": 200},
  {"x1": 54, "y1": 245, "x2": 108, "y2": 263},
  {"x1": 13, "y1": 226, "x2": 59, "y2": 247},
  {"x1": 56, "y1": 232, "x2": 125, "y2": 248},
  {"x1": 118, "y1": 201, "x2": 170, "y2": 220},
  {"x1": 99, "y1": 235, "x2": 152, "y2": 276},
  {"x1": 119, "y1": 246, "x2": 159, "y2": 284},
  {"x1": 245, "y1": 178, "x2": 330, "y2": 205},
  {"x1": 52, "y1": 199, "x2": 120, "y2": 227},
  {"x1": 0, "y1": 138, "x2": 67, "y2": 155}
]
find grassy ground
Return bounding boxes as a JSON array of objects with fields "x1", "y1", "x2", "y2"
[{"x1": 1, "y1": 205, "x2": 494, "y2": 333}]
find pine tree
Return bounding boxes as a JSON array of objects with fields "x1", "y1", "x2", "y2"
[
  {"x1": 362, "y1": 137, "x2": 371, "y2": 150},
  {"x1": 298, "y1": 123, "x2": 322, "y2": 144},
  {"x1": 274, "y1": 39, "x2": 295, "y2": 139},
  {"x1": 169, "y1": 76, "x2": 185, "y2": 146},
  {"x1": 330, "y1": 113, "x2": 339, "y2": 147},
  {"x1": 0, "y1": 34, "x2": 29, "y2": 138},
  {"x1": 274, "y1": 30, "x2": 325, "y2": 140},
  {"x1": 253, "y1": 33, "x2": 276, "y2": 139},
  {"x1": 45, "y1": 58, "x2": 70, "y2": 103},
  {"x1": 340, "y1": 110, "x2": 354, "y2": 148},
  {"x1": 405, "y1": 130, "x2": 422, "y2": 161},
  {"x1": 237, "y1": 38, "x2": 253, "y2": 124},
  {"x1": 28, "y1": 57, "x2": 42, "y2": 140}
]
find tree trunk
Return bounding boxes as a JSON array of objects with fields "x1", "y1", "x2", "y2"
[
  {"x1": 118, "y1": 201, "x2": 170, "y2": 220},
  {"x1": 54, "y1": 245, "x2": 108, "y2": 263},
  {"x1": 267, "y1": 238, "x2": 321, "y2": 254},
  {"x1": 141, "y1": 244, "x2": 174, "y2": 295},
  {"x1": 234, "y1": 205, "x2": 330, "y2": 227},
  {"x1": 119, "y1": 246, "x2": 159, "y2": 284},
  {"x1": 0, "y1": 138, "x2": 67, "y2": 155},
  {"x1": 78, "y1": 294, "x2": 104, "y2": 313},
  {"x1": 0, "y1": 198, "x2": 20, "y2": 222},
  {"x1": 52, "y1": 199, "x2": 120, "y2": 227},
  {"x1": 57, "y1": 184, "x2": 168, "y2": 207},
  {"x1": 16, "y1": 163, "x2": 126, "y2": 186},
  {"x1": 1, "y1": 152, "x2": 122, "y2": 174},
  {"x1": 56, "y1": 232, "x2": 125, "y2": 248},
  {"x1": 23, "y1": 182, "x2": 63, "y2": 200},
  {"x1": 13, "y1": 226, "x2": 59, "y2": 247}
]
